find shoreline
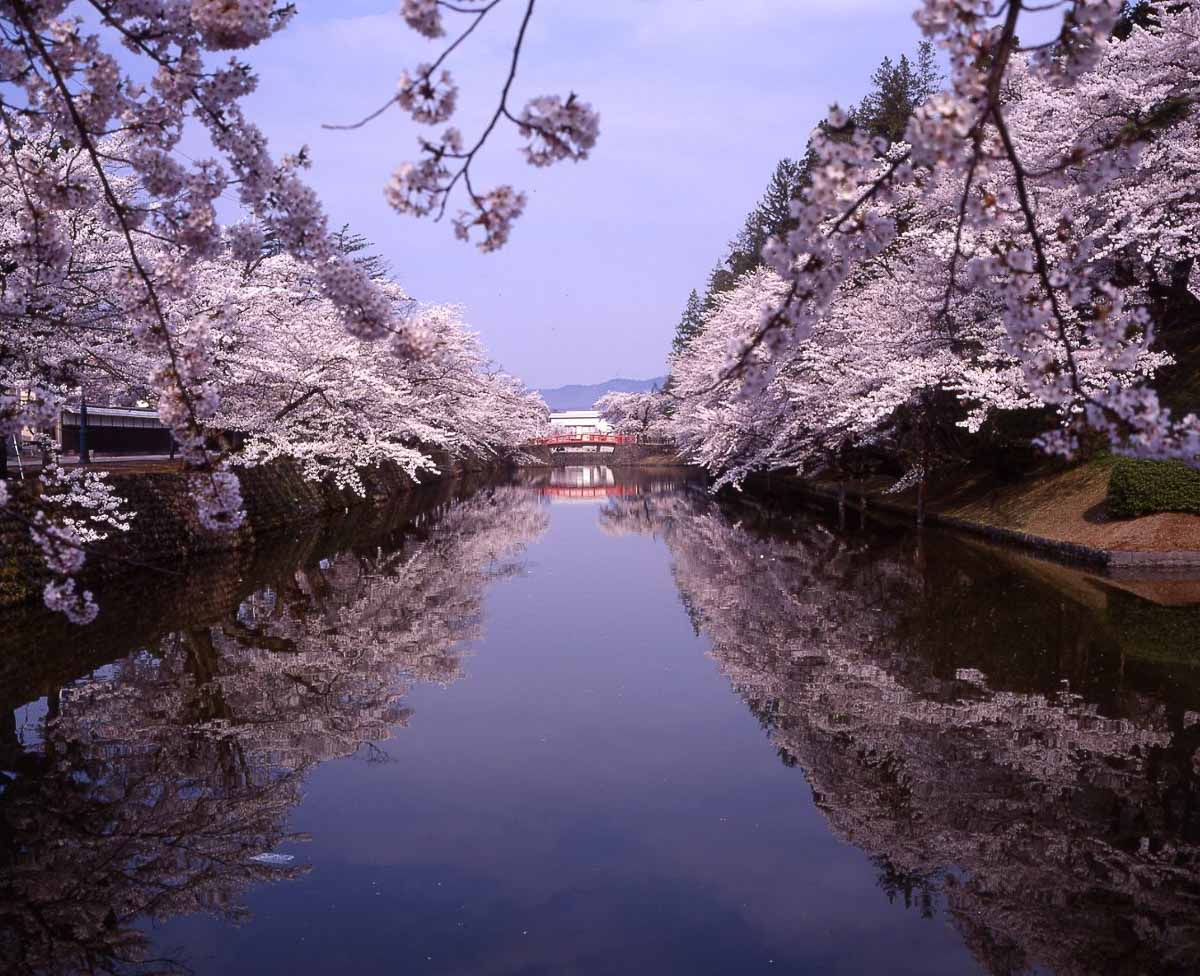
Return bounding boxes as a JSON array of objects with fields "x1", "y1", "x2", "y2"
[
  {"x1": 0, "y1": 453, "x2": 507, "y2": 610},
  {"x1": 730, "y1": 471, "x2": 1200, "y2": 572}
]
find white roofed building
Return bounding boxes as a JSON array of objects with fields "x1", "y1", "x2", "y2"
[{"x1": 548, "y1": 410, "x2": 612, "y2": 436}]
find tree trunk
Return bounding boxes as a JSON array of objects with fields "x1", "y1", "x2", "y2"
[{"x1": 916, "y1": 406, "x2": 931, "y2": 527}]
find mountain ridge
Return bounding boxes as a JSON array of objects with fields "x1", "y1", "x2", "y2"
[{"x1": 537, "y1": 376, "x2": 666, "y2": 412}]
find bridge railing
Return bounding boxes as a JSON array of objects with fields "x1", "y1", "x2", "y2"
[
  {"x1": 530, "y1": 433, "x2": 628, "y2": 445},
  {"x1": 529, "y1": 433, "x2": 677, "y2": 446}
]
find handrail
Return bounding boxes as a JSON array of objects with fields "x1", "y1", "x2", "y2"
[{"x1": 529, "y1": 433, "x2": 676, "y2": 446}]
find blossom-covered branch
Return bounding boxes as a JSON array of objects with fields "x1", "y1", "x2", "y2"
[{"x1": 359, "y1": 0, "x2": 599, "y2": 251}]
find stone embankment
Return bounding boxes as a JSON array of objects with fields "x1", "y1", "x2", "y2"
[
  {"x1": 0, "y1": 451, "x2": 496, "y2": 609},
  {"x1": 0, "y1": 487, "x2": 463, "y2": 719},
  {"x1": 735, "y1": 470, "x2": 1200, "y2": 571}
]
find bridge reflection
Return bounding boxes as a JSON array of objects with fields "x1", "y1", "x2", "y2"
[{"x1": 519, "y1": 465, "x2": 700, "y2": 502}]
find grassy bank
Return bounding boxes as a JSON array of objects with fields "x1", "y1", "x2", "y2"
[{"x1": 738, "y1": 458, "x2": 1200, "y2": 567}]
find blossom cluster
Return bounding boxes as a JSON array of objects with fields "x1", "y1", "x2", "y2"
[
  {"x1": 396, "y1": 66, "x2": 458, "y2": 125},
  {"x1": 517, "y1": 94, "x2": 600, "y2": 167},
  {"x1": 24, "y1": 455, "x2": 136, "y2": 624},
  {"x1": 596, "y1": 391, "x2": 671, "y2": 438},
  {"x1": 453, "y1": 186, "x2": 527, "y2": 253}
]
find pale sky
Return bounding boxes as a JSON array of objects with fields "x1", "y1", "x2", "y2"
[{"x1": 233, "y1": 1, "x2": 941, "y2": 388}]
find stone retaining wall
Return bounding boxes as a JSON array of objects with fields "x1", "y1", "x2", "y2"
[{"x1": 0, "y1": 451, "x2": 497, "y2": 609}]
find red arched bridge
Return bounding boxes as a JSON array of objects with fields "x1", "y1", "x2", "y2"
[
  {"x1": 529, "y1": 433, "x2": 674, "y2": 447},
  {"x1": 530, "y1": 433, "x2": 634, "y2": 447}
]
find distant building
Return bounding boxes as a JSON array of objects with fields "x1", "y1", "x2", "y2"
[
  {"x1": 548, "y1": 410, "x2": 612, "y2": 436},
  {"x1": 58, "y1": 405, "x2": 173, "y2": 455}
]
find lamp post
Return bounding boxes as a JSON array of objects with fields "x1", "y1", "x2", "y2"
[{"x1": 78, "y1": 392, "x2": 90, "y2": 465}]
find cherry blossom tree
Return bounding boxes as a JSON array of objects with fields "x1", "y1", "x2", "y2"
[
  {"x1": 201, "y1": 252, "x2": 548, "y2": 495},
  {"x1": 595, "y1": 390, "x2": 670, "y2": 438},
  {"x1": 0, "y1": 151, "x2": 547, "y2": 618},
  {"x1": 0, "y1": 115, "x2": 551, "y2": 615},
  {"x1": 668, "y1": 268, "x2": 794, "y2": 483},
  {"x1": 0, "y1": 1, "x2": 577, "y2": 619},
  {"x1": 727, "y1": 0, "x2": 1200, "y2": 467},
  {"x1": 670, "y1": 5, "x2": 1195, "y2": 493}
]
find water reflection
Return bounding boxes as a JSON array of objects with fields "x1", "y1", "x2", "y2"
[
  {"x1": 0, "y1": 484, "x2": 548, "y2": 975},
  {"x1": 520, "y1": 464, "x2": 698, "y2": 502},
  {"x1": 5, "y1": 470, "x2": 1200, "y2": 975},
  {"x1": 602, "y1": 488, "x2": 1200, "y2": 975}
]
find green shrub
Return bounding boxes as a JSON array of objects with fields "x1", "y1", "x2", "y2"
[{"x1": 1106, "y1": 457, "x2": 1200, "y2": 519}]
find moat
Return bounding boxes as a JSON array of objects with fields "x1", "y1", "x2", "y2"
[{"x1": 3, "y1": 466, "x2": 1200, "y2": 975}]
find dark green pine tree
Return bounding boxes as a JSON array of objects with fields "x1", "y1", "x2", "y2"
[
  {"x1": 672, "y1": 288, "x2": 706, "y2": 356},
  {"x1": 726, "y1": 156, "x2": 809, "y2": 280},
  {"x1": 855, "y1": 41, "x2": 942, "y2": 145},
  {"x1": 330, "y1": 224, "x2": 392, "y2": 281},
  {"x1": 260, "y1": 223, "x2": 392, "y2": 281},
  {"x1": 668, "y1": 41, "x2": 940, "y2": 368},
  {"x1": 1113, "y1": 1, "x2": 1156, "y2": 39},
  {"x1": 702, "y1": 262, "x2": 737, "y2": 309}
]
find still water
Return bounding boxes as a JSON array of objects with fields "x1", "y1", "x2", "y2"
[{"x1": 3, "y1": 466, "x2": 1200, "y2": 975}]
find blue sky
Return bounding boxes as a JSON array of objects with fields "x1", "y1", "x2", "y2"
[{"x1": 236, "y1": 1, "x2": 939, "y2": 388}]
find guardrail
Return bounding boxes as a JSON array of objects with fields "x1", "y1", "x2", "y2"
[{"x1": 529, "y1": 434, "x2": 676, "y2": 446}]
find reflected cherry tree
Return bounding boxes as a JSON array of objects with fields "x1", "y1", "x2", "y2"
[
  {"x1": 0, "y1": 487, "x2": 548, "y2": 976},
  {"x1": 602, "y1": 488, "x2": 1200, "y2": 976}
]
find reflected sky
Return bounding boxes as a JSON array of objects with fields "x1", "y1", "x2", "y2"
[{"x1": 3, "y1": 468, "x2": 1199, "y2": 975}]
